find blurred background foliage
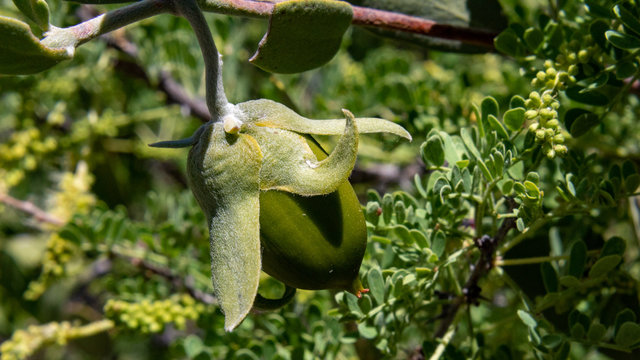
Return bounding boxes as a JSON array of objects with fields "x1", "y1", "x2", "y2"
[{"x1": 2, "y1": 0, "x2": 640, "y2": 359}]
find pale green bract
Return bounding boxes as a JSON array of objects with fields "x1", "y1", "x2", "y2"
[{"x1": 152, "y1": 99, "x2": 409, "y2": 331}]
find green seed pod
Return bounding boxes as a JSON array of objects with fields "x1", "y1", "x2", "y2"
[{"x1": 259, "y1": 135, "x2": 368, "y2": 294}]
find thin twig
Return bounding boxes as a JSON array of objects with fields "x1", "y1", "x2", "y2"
[
  {"x1": 0, "y1": 193, "x2": 64, "y2": 226},
  {"x1": 434, "y1": 212, "x2": 517, "y2": 338}
]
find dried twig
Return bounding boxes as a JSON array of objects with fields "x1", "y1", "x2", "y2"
[{"x1": 0, "y1": 193, "x2": 64, "y2": 226}]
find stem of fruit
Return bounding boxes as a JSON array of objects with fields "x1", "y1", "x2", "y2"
[
  {"x1": 42, "y1": 0, "x2": 171, "y2": 50},
  {"x1": 174, "y1": 0, "x2": 230, "y2": 120}
]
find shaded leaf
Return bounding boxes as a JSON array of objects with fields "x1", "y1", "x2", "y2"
[
  {"x1": 615, "y1": 322, "x2": 640, "y2": 348},
  {"x1": 588, "y1": 255, "x2": 621, "y2": 277},
  {"x1": 605, "y1": 30, "x2": 640, "y2": 50},
  {"x1": 0, "y1": 16, "x2": 71, "y2": 75},
  {"x1": 421, "y1": 136, "x2": 445, "y2": 166},
  {"x1": 565, "y1": 86, "x2": 609, "y2": 106},
  {"x1": 567, "y1": 241, "x2": 587, "y2": 278},
  {"x1": 614, "y1": 5, "x2": 640, "y2": 36},
  {"x1": 250, "y1": 0, "x2": 353, "y2": 73}
]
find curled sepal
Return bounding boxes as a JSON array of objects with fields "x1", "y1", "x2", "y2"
[
  {"x1": 248, "y1": 110, "x2": 358, "y2": 195},
  {"x1": 237, "y1": 99, "x2": 412, "y2": 140},
  {"x1": 252, "y1": 285, "x2": 297, "y2": 311},
  {"x1": 187, "y1": 123, "x2": 263, "y2": 331}
]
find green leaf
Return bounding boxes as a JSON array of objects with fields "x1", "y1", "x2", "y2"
[
  {"x1": 616, "y1": 60, "x2": 638, "y2": 79},
  {"x1": 605, "y1": 30, "x2": 640, "y2": 50},
  {"x1": 518, "y1": 310, "x2": 537, "y2": 328},
  {"x1": 568, "y1": 241, "x2": 587, "y2": 278},
  {"x1": 523, "y1": 27, "x2": 543, "y2": 50},
  {"x1": 488, "y1": 114, "x2": 509, "y2": 139},
  {"x1": 565, "y1": 86, "x2": 609, "y2": 106},
  {"x1": 615, "y1": 309, "x2": 637, "y2": 335},
  {"x1": 564, "y1": 108, "x2": 600, "y2": 137},
  {"x1": 481, "y1": 96, "x2": 499, "y2": 129},
  {"x1": 601, "y1": 236, "x2": 626, "y2": 257},
  {"x1": 615, "y1": 322, "x2": 640, "y2": 348},
  {"x1": 250, "y1": 0, "x2": 353, "y2": 73},
  {"x1": 0, "y1": 15, "x2": 71, "y2": 75},
  {"x1": 541, "y1": 262, "x2": 558, "y2": 293},
  {"x1": 495, "y1": 28, "x2": 527, "y2": 57},
  {"x1": 588, "y1": 255, "x2": 621, "y2": 277},
  {"x1": 587, "y1": 323, "x2": 607, "y2": 342},
  {"x1": 183, "y1": 335, "x2": 205, "y2": 359},
  {"x1": 570, "y1": 323, "x2": 586, "y2": 339},
  {"x1": 421, "y1": 136, "x2": 445, "y2": 167},
  {"x1": 367, "y1": 268, "x2": 385, "y2": 305},
  {"x1": 432, "y1": 230, "x2": 446, "y2": 257},
  {"x1": 382, "y1": 193, "x2": 393, "y2": 225},
  {"x1": 12, "y1": 0, "x2": 49, "y2": 30},
  {"x1": 504, "y1": 107, "x2": 525, "y2": 131},
  {"x1": 559, "y1": 275, "x2": 580, "y2": 287},
  {"x1": 357, "y1": 322, "x2": 378, "y2": 339},
  {"x1": 238, "y1": 99, "x2": 411, "y2": 140},
  {"x1": 589, "y1": 19, "x2": 609, "y2": 48},
  {"x1": 187, "y1": 124, "x2": 264, "y2": 331},
  {"x1": 614, "y1": 5, "x2": 640, "y2": 37}
]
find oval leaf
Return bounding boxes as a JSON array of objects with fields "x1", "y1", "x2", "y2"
[
  {"x1": 0, "y1": 15, "x2": 71, "y2": 75},
  {"x1": 605, "y1": 29, "x2": 640, "y2": 50},
  {"x1": 588, "y1": 254, "x2": 621, "y2": 278},
  {"x1": 250, "y1": 0, "x2": 353, "y2": 73}
]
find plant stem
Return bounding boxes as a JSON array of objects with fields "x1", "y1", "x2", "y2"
[
  {"x1": 0, "y1": 193, "x2": 64, "y2": 226},
  {"x1": 197, "y1": 0, "x2": 497, "y2": 49},
  {"x1": 175, "y1": 0, "x2": 230, "y2": 120},
  {"x1": 496, "y1": 249, "x2": 600, "y2": 266},
  {"x1": 42, "y1": 0, "x2": 171, "y2": 50}
]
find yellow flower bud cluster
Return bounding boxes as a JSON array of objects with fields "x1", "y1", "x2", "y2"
[
  {"x1": 104, "y1": 294, "x2": 207, "y2": 333},
  {"x1": 24, "y1": 234, "x2": 77, "y2": 300},
  {"x1": 0, "y1": 128, "x2": 57, "y2": 192},
  {"x1": 47, "y1": 161, "x2": 96, "y2": 223},
  {"x1": 530, "y1": 59, "x2": 577, "y2": 91},
  {"x1": 525, "y1": 90, "x2": 567, "y2": 159},
  {"x1": 1, "y1": 320, "x2": 114, "y2": 360}
]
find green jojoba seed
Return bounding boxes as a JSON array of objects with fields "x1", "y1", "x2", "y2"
[{"x1": 259, "y1": 135, "x2": 367, "y2": 294}]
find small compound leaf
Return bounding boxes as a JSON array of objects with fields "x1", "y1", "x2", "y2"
[
  {"x1": 504, "y1": 107, "x2": 525, "y2": 131},
  {"x1": 588, "y1": 255, "x2": 621, "y2": 278},
  {"x1": 614, "y1": 4, "x2": 640, "y2": 36},
  {"x1": 421, "y1": 136, "x2": 445, "y2": 167},
  {"x1": 518, "y1": 310, "x2": 537, "y2": 328},
  {"x1": 0, "y1": 15, "x2": 71, "y2": 74},
  {"x1": 237, "y1": 99, "x2": 411, "y2": 140},
  {"x1": 565, "y1": 86, "x2": 610, "y2": 106},
  {"x1": 541, "y1": 262, "x2": 558, "y2": 293},
  {"x1": 249, "y1": 109, "x2": 358, "y2": 195},
  {"x1": 13, "y1": 0, "x2": 49, "y2": 30},
  {"x1": 568, "y1": 240, "x2": 587, "y2": 278},
  {"x1": 367, "y1": 268, "x2": 385, "y2": 305},
  {"x1": 487, "y1": 114, "x2": 509, "y2": 139},
  {"x1": 601, "y1": 236, "x2": 626, "y2": 257},
  {"x1": 250, "y1": 0, "x2": 353, "y2": 73},
  {"x1": 615, "y1": 322, "x2": 640, "y2": 348},
  {"x1": 605, "y1": 30, "x2": 640, "y2": 50},
  {"x1": 187, "y1": 123, "x2": 264, "y2": 331}
]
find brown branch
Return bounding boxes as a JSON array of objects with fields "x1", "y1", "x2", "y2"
[
  {"x1": 197, "y1": 0, "x2": 497, "y2": 49},
  {"x1": 0, "y1": 193, "x2": 64, "y2": 226},
  {"x1": 351, "y1": 6, "x2": 496, "y2": 49},
  {"x1": 117, "y1": 251, "x2": 216, "y2": 305},
  {"x1": 434, "y1": 206, "x2": 517, "y2": 338}
]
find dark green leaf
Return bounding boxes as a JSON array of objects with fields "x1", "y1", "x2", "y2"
[
  {"x1": 615, "y1": 60, "x2": 638, "y2": 79},
  {"x1": 523, "y1": 27, "x2": 543, "y2": 50},
  {"x1": 495, "y1": 28, "x2": 527, "y2": 57},
  {"x1": 564, "y1": 108, "x2": 600, "y2": 137},
  {"x1": 605, "y1": 30, "x2": 640, "y2": 50},
  {"x1": 481, "y1": 96, "x2": 499, "y2": 126},
  {"x1": 615, "y1": 309, "x2": 637, "y2": 335},
  {"x1": 614, "y1": 4, "x2": 640, "y2": 36},
  {"x1": 565, "y1": 86, "x2": 609, "y2": 106},
  {"x1": 590, "y1": 20, "x2": 610, "y2": 48},
  {"x1": 588, "y1": 255, "x2": 621, "y2": 277},
  {"x1": 382, "y1": 193, "x2": 393, "y2": 225},
  {"x1": 614, "y1": 322, "x2": 640, "y2": 348},
  {"x1": 510, "y1": 95, "x2": 526, "y2": 109},
  {"x1": 541, "y1": 262, "x2": 558, "y2": 293},
  {"x1": 567, "y1": 241, "x2": 587, "y2": 278},
  {"x1": 601, "y1": 236, "x2": 626, "y2": 257},
  {"x1": 0, "y1": 16, "x2": 71, "y2": 75},
  {"x1": 587, "y1": 323, "x2": 607, "y2": 342},
  {"x1": 623, "y1": 160, "x2": 638, "y2": 179},
  {"x1": 625, "y1": 174, "x2": 640, "y2": 193},
  {"x1": 250, "y1": 0, "x2": 353, "y2": 73},
  {"x1": 541, "y1": 334, "x2": 563, "y2": 348}
]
